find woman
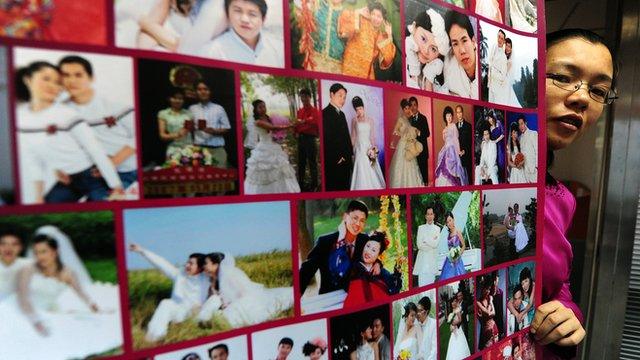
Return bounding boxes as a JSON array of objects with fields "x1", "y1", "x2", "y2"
[
  {"x1": 349, "y1": 96, "x2": 386, "y2": 190},
  {"x1": 477, "y1": 277, "x2": 499, "y2": 349},
  {"x1": 243, "y1": 100, "x2": 301, "y2": 194},
  {"x1": 351, "y1": 322, "x2": 379, "y2": 360},
  {"x1": 343, "y1": 232, "x2": 402, "y2": 308},
  {"x1": 514, "y1": 267, "x2": 535, "y2": 324},
  {"x1": 487, "y1": 112, "x2": 505, "y2": 183},
  {"x1": 0, "y1": 226, "x2": 122, "y2": 359},
  {"x1": 513, "y1": 204, "x2": 529, "y2": 252},
  {"x1": 405, "y1": 10, "x2": 449, "y2": 91},
  {"x1": 302, "y1": 337, "x2": 328, "y2": 359},
  {"x1": 439, "y1": 212, "x2": 466, "y2": 281},
  {"x1": 435, "y1": 106, "x2": 468, "y2": 186},
  {"x1": 504, "y1": 38, "x2": 523, "y2": 107},
  {"x1": 388, "y1": 99, "x2": 424, "y2": 188},
  {"x1": 157, "y1": 87, "x2": 193, "y2": 157},
  {"x1": 475, "y1": 0, "x2": 502, "y2": 22},
  {"x1": 15, "y1": 61, "x2": 124, "y2": 204},
  {"x1": 393, "y1": 302, "x2": 422, "y2": 359},
  {"x1": 445, "y1": 297, "x2": 471, "y2": 360},
  {"x1": 507, "y1": 123, "x2": 527, "y2": 183},
  {"x1": 196, "y1": 252, "x2": 294, "y2": 328}
]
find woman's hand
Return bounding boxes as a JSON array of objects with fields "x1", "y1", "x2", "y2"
[
  {"x1": 33, "y1": 321, "x2": 49, "y2": 337},
  {"x1": 531, "y1": 301, "x2": 585, "y2": 346}
]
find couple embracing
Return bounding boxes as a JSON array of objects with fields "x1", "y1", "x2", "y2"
[
  {"x1": 299, "y1": 200, "x2": 402, "y2": 310},
  {"x1": 129, "y1": 244, "x2": 293, "y2": 342}
]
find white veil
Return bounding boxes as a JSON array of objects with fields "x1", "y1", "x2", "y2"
[
  {"x1": 218, "y1": 252, "x2": 264, "y2": 303},
  {"x1": 32, "y1": 225, "x2": 92, "y2": 287}
]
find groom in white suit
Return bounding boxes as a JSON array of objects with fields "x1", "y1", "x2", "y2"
[
  {"x1": 129, "y1": 244, "x2": 209, "y2": 341},
  {"x1": 488, "y1": 30, "x2": 508, "y2": 103},
  {"x1": 413, "y1": 206, "x2": 441, "y2": 286},
  {"x1": 417, "y1": 296, "x2": 437, "y2": 360},
  {"x1": 0, "y1": 231, "x2": 31, "y2": 302},
  {"x1": 518, "y1": 116, "x2": 538, "y2": 183}
]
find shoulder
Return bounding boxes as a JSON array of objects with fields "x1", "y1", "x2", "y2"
[
  {"x1": 158, "y1": 108, "x2": 170, "y2": 117},
  {"x1": 59, "y1": 267, "x2": 77, "y2": 283},
  {"x1": 318, "y1": 231, "x2": 339, "y2": 243}
]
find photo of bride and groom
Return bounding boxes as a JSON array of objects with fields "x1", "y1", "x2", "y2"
[
  {"x1": 115, "y1": 0, "x2": 285, "y2": 68},
  {"x1": 392, "y1": 290, "x2": 438, "y2": 360},
  {"x1": 438, "y1": 279, "x2": 474, "y2": 360},
  {"x1": 241, "y1": 73, "x2": 321, "y2": 194},
  {"x1": 410, "y1": 191, "x2": 481, "y2": 287},
  {"x1": 475, "y1": 270, "x2": 506, "y2": 351},
  {"x1": 329, "y1": 304, "x2": 391, "y2": 360},
  {"x1": 482, "y1": 188, "x2": 536, "y2": 267},
  {"x1": 298, "y1": 197, "x2": 408, "y2": 314},
  {"x1": 321, "y1": 81, "x2": 387, "y2": 192},
  {"x1": 480, "y1": 22, "x2": 538, "y2": 108},
  {"x1": 251, "y1": 319, "x2": 328, "y2": 360},
  {"x1": 124, "y1": 201, "x2": 294, "y2": 348},
  {"x1": 154, "y1": 334, "x2": 248, "y2": 359},
  {"x1": 0, "y1": 212, "x2": 123, "y2": 359}
]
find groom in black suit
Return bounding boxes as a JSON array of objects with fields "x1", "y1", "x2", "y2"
[
  {"x1": 455, "y1": 105, "x2": 473, "y2": 182},
  {"x1": 322, "y1": 83, "x2": 353, "y2": 191},
  {"x1": 299, "y1": 200, "x2": 373, "y2": 295},
  {"x1": 409, "y1": 97, "x2": 430, "y2": 184}
]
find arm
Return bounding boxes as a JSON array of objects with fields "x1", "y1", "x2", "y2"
[
  {"x1": 477, "y1": 300, "x2": 491, "y2": 316},
  {"x1": 16, "y1": 267, "x2": 48, "y2": 335},
  {"x1": 110, "y1": 146, "x2": 136, "y2": 167},
  {"x1": 203, "y1": 107, "x2": 231, "y2": 135},
  {"x1": 337, "y1": 9, "x2": 358, "y2": 39},
  {"x1": 458, "y1": 230, "x2": 466, "y2": 253},
  {"x1": 376, "y1": 21, "x2": 396, "y2": 70},
  {"x1": 63, "y1": 269, "x2": 98, "y2": 312},
  {"x1": 158, "y1": 116, "x2": 188, "y2": 141},
  {"x1": 380, "y1": 267, "x2": 402, "y2": 295},
  {"x1": 523, "y1": 132, "x2": 538, "y2": 174},
  {"x1": 521, "y1": 282, "x2": 535, "y2": 314},
  {"x1": 369, "y1": 117, "x2": 376, "y2": 146},
  {"x1": 350, "y1": 118, "x2": 357, "y2": 147},
  {"x1": 255, "y1": 119, "x2": 292, "y2": 131},
  {"x1": 299, "y1": 237, "x2": 327, "y2": 295},
  {"x1": 70, "y1": 122, "x2": 123, "y2": 190},
  {"x1": 129, "y1": 243, "x2": 180, "y2": 281},
  {"x1": 177, "y1": 0, "x2": 228, "y2": 54}
]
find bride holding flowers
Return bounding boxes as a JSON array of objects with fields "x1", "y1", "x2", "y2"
[
  {"x1": 349, "y1": 96, "x2": 386, "y2": 190},
  {"x1": 439, "y1": 211, "x2": 466, "y2": 281}
]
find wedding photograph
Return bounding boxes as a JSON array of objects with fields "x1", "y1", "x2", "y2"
[
  {"x1": 507, "y1": 261, "x2": 535, "y2": 336},
  {"x1": 505, "y1": 0, "x2": 537, "y2": 33},
  {"x1": 289, "y1": 0, "x2": 402, "y2": 82},
  {"x1": 137, "y1": 58, "x2": 238, "y2": 198},
  {"x1": 0, "y1": 211, "x2": 123, "y2": 359},
  {"x1": 0, "y1": 0, "x2": 108, "y2": 45},
  {"x1": 154, "y1": 335, "x2": 248, "y2": 360},
  {"x1": 474, "y1": 107, "x2": 506, "y2": 185},
  {"x1": 470, "y1": 0, "x2": 505, "y2": 24},
  {"x1": 0, "y1": 47, "x2": 14, "y2": 206},
  {"x1": 123, "y1": 201, "x2": 294, "y2": 349},
  {"x1": 329, "y1": 304, "x2": 391, "y2": 360},
  {"x1": 479, "y1": 21, "x2": 538, "y2": 108},
  {"x1": 475, "y1": 269, "x2": 507, "y2": 352},
  {"x1": 482, "y1": 188, "x2": 537, "y2": 267},
  {"x1": 321, "y1": 80, "x2": 387, "y2": 192},
  {"x1": 251, "y1": 319, "x2": 328, "y2": 360},
  {"x1": 438, "y1": 278, "x2": 474, "y2": 360},
  {"x1": 13, "y1": 47, "x2": 138, "y2": 205},
  {"x1": 241, "y1": 72, "x2": 320, "y2": 194},
  {"x1": 403, "y1": 1, "x2": 478, "y2": 100},
  {"x1": 505, "y1": 112, "x2": 538, "y2": 184},
  {"x1": 410, "y1": 191, "x2": 481, "y2": 287},
  {"x1": 481, "y1": 331, "x2": 535, "y2": 359},
  {"x1": 383, "y1": 90, "x2": 432, "y2": 188},
  {"x1": 432, "y1": 100, "x2": 473, "y2": 187},
  {"x1": 298, "y1": 196, "x2": 408, "y2": 314},
  {"x1": 115, "y1": 0, "x2": 285, "y2": 68},
  {"x1": 391, "y1": 289, "x2": 438, "y2": 359}
]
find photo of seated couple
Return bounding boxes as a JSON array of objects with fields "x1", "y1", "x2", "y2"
[
  {"x1": 298, "y1": 198, "x2": 408, "y2": 314},
  {"x1": 115, "y1": 0, "x2": 285, "y2": 68},
  {"x1": 124, "y1": 201, "x2": 294, "y2": 348}
]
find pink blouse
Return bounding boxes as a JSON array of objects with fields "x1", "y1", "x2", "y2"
[{"x1": 542, "y1": 181, "x2": 582, "y2": 358}]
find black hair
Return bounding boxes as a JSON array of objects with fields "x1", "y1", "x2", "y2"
[
  {"x1": 444, "y1": 211, "x2": 455, "y2": 233},
  {"x1": 329, "y1": 82, "x2": 347, "y2": 95},
  {"x1": 512, "y1": 284, "x2": 523, "y2": 298},
  {"x1": 403, "y1": 302, "x2": 418, "y2": 318},
  {"x1": 204, "y1": 252, "x2": 225, "y2": 291},
  {"x1": 400, "y1": 98, "x2": 411, "y2": 109},
  {"x1": 418, "y1": 296, "x2": 431, "y2": 314},
  {"x1": 413, "y1": 11, "x2": 432, "y2": 32},
  {"x1": 455, "y1": 104, "x2": 464, "y2": 112},
  {"x1": 346, "y1": 200, "x2": 369, "y2": 218},
  {"x1": 498, "y1": 29, "x2": 506, "y2": 38},
  {"x1": 252, "y1": 99, "x2": 266, "y2": 120},
  {"x1": 444, "y1": 10, "x2": 474, "y2": 40},
  {"x1": 208, "y1": 344, "x2": 229, "y2": 357},
  {"x1": 167, "y1": 86, "x2": 185, "y2": 99},
  {"x1": 195, "y1": 80, "x2": 211, "y2": 90},
  {"x1": 366, "y1": 231, "x2": 388, "y2": 254},
  {"x1": 189, "y1": 253, "x2": 206, "y2": 269},
  {"x1": 224, "y1": 0, "x2": 268, "y2": 18},
  {"x1": 279, "y1": 337, "x2": 294, "y2": 346},
  {"x1": 302, "y1": 342, "x2": 325, "y2": 356},
  {"x1": 443, "y1": 106, "x2": 454, "y2": 125},
  {"x1": 367, "y1": 0, "x2": 387, "y2": 19},
  {"x1": 58, "y1": 55, "x2": 93, "y2": 77},
  {"x1": 505, "y1": 38, "x2": 513, "y2": 59},
  {"x1": 0, "y1": 229, "x2": 23, "y2": 245},
  {"x1": 509, "y1": 122, "x2": 521, "y2": 154},
  {"x1": 351, "y1": 96, "x2": 364, "y2": 109},
  {"x1": 408, "y1": 96, "x2": 418, "y2": 105},
  {"x1": 15, "y1": 61, "x2": 58, "y2": 102},
  {"x1": 299, "y1": 88, "x2": 311, "y2": 97},
  {"x1": 519, "y1": 267, "x2": 533, "y2": 296},
  {"x1": 181, "y1": 352, "x2": 201, "y2": 360},
  {"x1": 33, "y1": 234, "x2": 63, "y2": 273},
  {"x1": 514, "y1": 203, "x2": 519, "y2": 209},
  {"x1": 425, "y1": 203, "x2": 436, "y2": 216}
]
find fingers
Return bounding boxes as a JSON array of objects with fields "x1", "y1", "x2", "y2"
[
  {"x1": 538, "y1": 315, "x2": 580, "y2": 345},
  {"x1": 534, "y1": 306, "x2": 576, "y2": 344},
  {"x1": 530, "y1": 300, "x2": 563, "y2": 333},
  {"x1": 555, "y1": 326, "x2": 586, "y2": 347}
]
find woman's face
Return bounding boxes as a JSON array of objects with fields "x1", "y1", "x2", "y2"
[
  {"x1": 33, "y1": 242, "x2": 57, "y2": 268},
  {"x1": 310, "y1": 348, "x2": 323, "y2": 360},
  {"x1": 355, "y1": 106, "x2": 365, "y2": 118},
  {"x1": 483, "y1": 130, "x2": 490, "y2": 141},
  {"x1": 362, "y1": 240, "x2": 381, "y2": 264},
  {"x1": 546, "y1": 38, "x2": 613, "y2": 151},
  {"x1": 414, "y1": 26, "x2": 439, "y2": 63},
  {"x1": 445, "y1": 112, "x2": 453, "y2": 124},
  {"x1": 402, "y1": 105, "x2": 413, "y2": 118},
  {"x1": 256, "y1": 102, "x2": 267, "y2": 116},
  {"x1": 511, "y1": 129, "x2": 518, "y2": 141},
  {"x1": 446, "y1": 215, "x2": 455, "y2": 230},
  {"x1": 362, "y1": 326, "x2": 373, "y2": 340},
  {"x1": 370, "y1": 9, "x2": 384, "y2": 29},
  {"x1": 25, "y1": 67, "x2": 61, "y2": 103},
  {"x1": 203, "y1": 257, "x2": 219, "y2": 276},
  {"x1": 405, "y1": 309, "x2": 416, "y2": 325},
  {"x1": 505, "y1": 42, "x2": 512, "y2": 56},
  {"x1": 487, "y1": 116, "x2": 495, "y2": 127},
  {"x1": 521, "y1": 277, "x2": 530, "y2": 293},
  {"x1": 169, "y1": 93, "x2": 184, "y2": 109}
]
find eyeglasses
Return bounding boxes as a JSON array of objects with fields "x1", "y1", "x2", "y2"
[{"x1": 546, "y1": 73, "x2": 618, "y2": 105}]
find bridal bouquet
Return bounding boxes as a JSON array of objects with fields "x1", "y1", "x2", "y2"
[
  {"x1": 448, "y1": 246, "x2": 462, "y2": 262},
  {"x1": 269, "y1": 114, "x2": 291, "y2": 143},
  {"x1": 515, "y1": 153, "x2": 525, "y2": 167},
  {"x1": 164, "y1": 145, "x2": 216, "y2": 167},
  {"x1": 367, "y1": 146, "x2": 379, "y2": 166},
  {"x1": 398, "y1": 349, "x2": 412, "y2": 360}
]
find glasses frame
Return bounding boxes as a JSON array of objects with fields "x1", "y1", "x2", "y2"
[{"x1": 546, "y1": 73, "x2": 619, "y2": 105}]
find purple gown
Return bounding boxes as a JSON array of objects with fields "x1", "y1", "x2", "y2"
[
  {"x1": 435, "y1": 125, "x2": 468, "y2": 186},
  {"x1": 439, "y1": 233, "x2": 466, "y2": 280},
  {"x1": 490, "y1": 124, "x2": 505, "y2": 182}
]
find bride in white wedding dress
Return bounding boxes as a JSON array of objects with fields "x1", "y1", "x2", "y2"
[
  {"x1": 445, "y1": 297, "x2": 470, "y2": 360},
  {"x1": 394, "y1": 302, "x2": 423, "y2": 359},
  {"x1": 349, "y1": 96, "x2": 386, "y2": 190},
  {"x1": 0, "y1": 226, "x2": 122, "y2": 360},
  {"x1": 196, "y1": 252, "x2": 294, "y2": 328}
]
